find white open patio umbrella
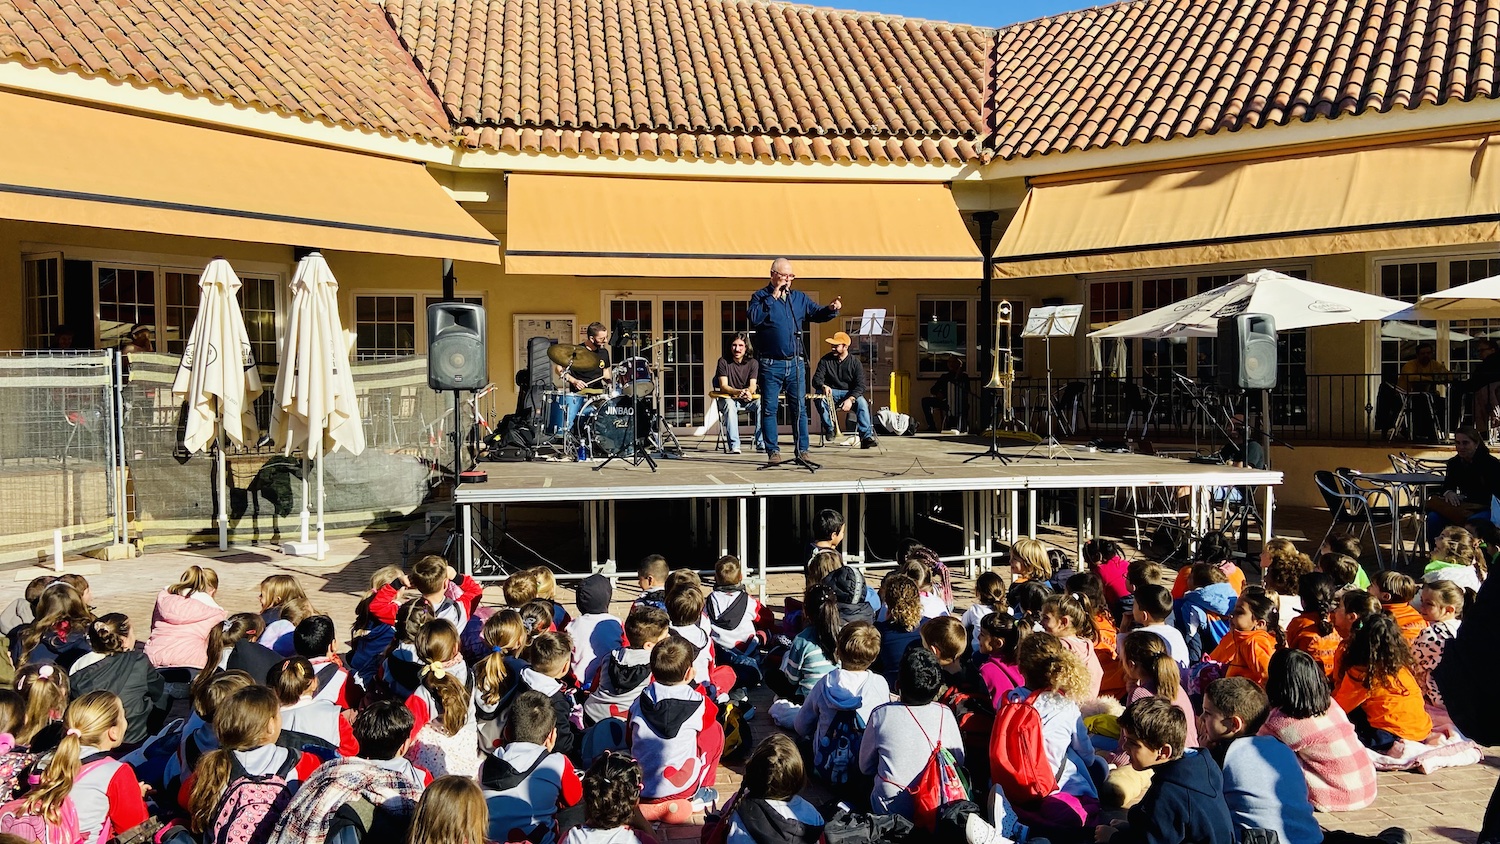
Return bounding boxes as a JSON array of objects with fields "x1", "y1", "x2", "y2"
[
  {"x1": 270, "y1": 253, "x2": 365, "y2": 561},
  {"x1": 1411, "y1": 273, "x2": 1500, "y2": 318},
  {"x1": 1089, "y1": 269, "x2": 1410, "y2": 338},
  {"x1": 172, "y1": 258, "x2": 264, "y2": 550}
]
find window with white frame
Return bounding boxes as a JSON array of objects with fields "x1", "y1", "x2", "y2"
[
  {"x1": 351, "y1": 294, "x2": 486, "y2": 360},
  {"x1": 917, "y1": 297, "x2": 1025, "y2": 377},
  {"x1": 1447, "y1": 257, "x2": 1500, "y2": 374},
  {"x1": 22, "y1": 255, "x2": 61, "y2": 350},
  {"x1": 1377, "y1": 260, "x2": 1440, "y2": 380}
]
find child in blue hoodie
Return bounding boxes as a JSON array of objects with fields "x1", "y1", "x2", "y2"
[
  {"x1": 1096, "y1": 697, "x2": 1233, "y2": 844},
  {"x1": 1172, "y1": 563, "x2": 1238, "y2": 665},
  {"x1": 792, "y1": 622, "x2": 888, "y2": 797}
]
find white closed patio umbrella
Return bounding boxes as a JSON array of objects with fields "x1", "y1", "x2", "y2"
[
  {"x1": 270, "y1": 252, "x2": 365, "y2": 561},
  {"x1": 1090, "y1": 269, "x2": 1410, "y2": 338},
  {"x1": 172, "y1": 258, "x2": 264, "y2": 550}
]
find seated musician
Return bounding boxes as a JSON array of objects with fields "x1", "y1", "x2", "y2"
[
  {"x1": 714, "y1": 333, "x2": 763, "y2": 454},
  {"x1": 921, "y1": 354, "x2": 970, "y2": 433},
  {"x1": 812, "y1": 331, "x2": 878, "y2": 449},
  {"x1": 557, "y1": 321, "x2": 612, "y2": 393},
  {"x1": 1398, "y1": 343, "x2": 1449, "y2": 441}
]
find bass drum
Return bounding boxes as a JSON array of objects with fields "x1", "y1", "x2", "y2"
[{"x1": 577, "y1": 395, "x2": 655, "y2": 457}]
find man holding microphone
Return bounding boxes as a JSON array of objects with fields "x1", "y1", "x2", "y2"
[{"x1": 748, "y1": 258, "x2": 841, "y2": 469}]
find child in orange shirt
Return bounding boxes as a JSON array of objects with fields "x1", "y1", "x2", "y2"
[
  {"x1": 1285, "y1": 572, "x2": 1341, "y2": 677},
  {"x1": 1330, "y1": 591, "x2": 1381, "y2": 679},
  {"x1": 1067, "y1": 573, "x2": 1126, "y2": 699},
  {"x1": 1333, "y1": 612, "x2": 1432, "y2": 752},
  {"x1": 1209, "y1": 588, "x2": 1282, "y2": 687},
  {"x1": 1369, "y1": 571, "x2": 1426, "y2": 642}
]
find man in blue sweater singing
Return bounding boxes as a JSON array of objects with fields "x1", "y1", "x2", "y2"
[{"x1": 748, "y1": 258, "x2": 841, "y2": 470}]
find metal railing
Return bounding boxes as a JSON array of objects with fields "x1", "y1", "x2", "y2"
[{"x1": 994, "y1": 374, "x2": 1445, "y2": 445}]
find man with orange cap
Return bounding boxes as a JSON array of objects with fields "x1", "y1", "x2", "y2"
[{"x1": 813, "y1": 330, "x2": 877, "y2": 449}]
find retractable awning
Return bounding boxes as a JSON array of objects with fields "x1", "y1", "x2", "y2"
[
  {"x1": 994, "y1": 136, "x2": 1500, "y2": 278},
  {"x1": 0, "y1": 90, "x2": 500, "y2": 265},
  {"x1": 504, "y1": 174, "x2": 981, "y2": 279}
]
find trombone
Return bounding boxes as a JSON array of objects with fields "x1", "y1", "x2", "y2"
[{"x1": 985, "y1": 301, "x2": 1025, "y2": 431}]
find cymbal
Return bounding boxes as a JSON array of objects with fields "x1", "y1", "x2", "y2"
[{"x1": 547, "y1": 343, "x2": 601, "y2": 370}]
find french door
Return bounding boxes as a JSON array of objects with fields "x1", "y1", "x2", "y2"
[{"x1": 608, "y1": 296, "x2": 707, "y2": 428}]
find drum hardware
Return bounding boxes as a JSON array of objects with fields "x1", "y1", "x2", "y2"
[{"x1": 595, "y1": 331, "x2": 658, "y2": 472}]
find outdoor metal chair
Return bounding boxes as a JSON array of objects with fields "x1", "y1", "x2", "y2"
[
  {"x1": 1314, "y1": 469, "x2": 1399, "y2": 570},
  {"x1": 1124, "y1": 382, "x2": 1159, "y2": 440}
]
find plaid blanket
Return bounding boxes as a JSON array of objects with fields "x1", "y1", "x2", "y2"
[
  {"x1": 268, "y1": 757, "x2": 425, "y2": 844},
  {"x1": 1258, "y1": 706, "x2": 1377, "y2": 813}
]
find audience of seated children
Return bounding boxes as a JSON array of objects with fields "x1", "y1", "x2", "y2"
[
  {"x1": 1261, "y1": 538, "x2": 1315, "y2": 628},
  {"x1": 706, "y1": 556, "x2": 769, "y2": 694},
  {"x1": 1259, "y1": 649, "x2": 1377, "y2": 812},
  {"x1": 1119, "y1": 630, "x2": 1197, "y2": 750},
  {"x1": 1331, "y1": 590, "x2": 1381, "y2": 678},
  {"x1": 921, "y1": 615, "x2": 970, "y2": 685},
  {"x1": 1198, "y1": 677, "x2": 1322, "y2": 844},
  {"x1": 1333, "y1": 613, "x2": 1433, "y2": 752},
  {"x1": 371, "y1": 556, "x2": 485, "y2": 637},
  {"x1": 23, "y1": 691, "x2": 148, "y2": 844},
  {"x1": 961, "y1": 571, "x2": 1006, "y2": 653},
  {"x1": 160, "y1": 670, "x2": 252, "y2": 797},
  {"x1": 521, "y1": 631, "x2": 583, "y2": 761},
  {"x1": 1286, "y1": 572, "x2": 1342, "y2": 678},
  {"x1": 999, "y1": 633, "x2": 1103, "y2": 829},
  {"x1": 1130, "y1": 585, "x2": 1190, "y2": 668},
  {"x1": 857, "y1": 647, "x2": 963, "y2": 818},
  {"x1": 1425, "y1": 525, "x2": 1485, "y2": 595},
  {"x1": 256, "y1": 574, "x2": 306, "y2": 629},
  {"x1": 726, "y1": 734, "x2": 825, "y2": 844},
  {"x1": 404, "y1": 619, "x2": 481, "y2": 778},
  {"x1": 873, "y1": 575, "x2": 923, "y2": 688},
  {"x1": 1369, "y1": 572, "x2": 1427, "y2": 643},
  {"x1": 562, "y1": 752, "x2": 658, "y2": 844},
  {"x1": 583, "y1": 608, "x2": 670, "y2": 725},
  {"x1": 568, "y1": 575, "x2": 624, "y2": 693},
  {"x1": 1171, "y1": 532, "x2": 1245, "y2": 599},
  {"x1": 269, "y1": 657, "x2": 357, "y2": 757},
  {"x1": 629, "y1": 637, "x2": 723, "y2": 820},
  {"x1": 1049, "y1": 549, "x2": 1081, "y2": 592},
  {"x1": 1209, "y1": 588, "x2": 1282, "y2": 687},
  {"x1": 793, "y1": 621, "x2": 887, "y2": 793},
  {"x1": 774, "y1": 584, "x2": 842, "y2": 703},
  {"x1": 975, "y1": 612, "x2": 1026, "y2": 710},
  {"x1": 268, "y1": 700, "x2": 429, "y2": 844},
  {"x1": 481, "y1": 689, "x2": 584, "y2": 844},
  {"x1": 633, "y1": 556, "x2": 669, "y2": 612},
  {"x1": 1069, "y1": 573, "x2": 1126, "y2": 699},
  {"x1": 144, "y1": 566, "x2": 226, "y2": 673},
  {"x1": 1095, "y1": 697, "x2": 1234, "y2": 844},
  {"x1": 1172, "y1": 563, "x2": 1237, "y2": 665},
  {"x1": 1084, "y1": 538, "x2": 1131, "y2": 616},
  {"x1": 1008, "y1": 538, "x2": 1054, "y2": 609},
  {"x1": 68, "y1": 613, "x2": 165, "y2": 747},
  {"x1": 1123, "y1": 559, "x2": 1165, "y2": 623},
  {"x1": 1412, "y1": 579, "x2": 1463, "y2": 707},
  {"x1": 1040, "y1": 594, "x2": 1104, "y2": 698}
]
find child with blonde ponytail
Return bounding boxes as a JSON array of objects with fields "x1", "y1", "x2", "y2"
[
  {"x1": 14, "y1": 690, "x2": 148, "y2": 844},
  {"x1": 144, "y1": 565, "x2": 225, "y2": 671},
  {"x1": 403, "y1": 620, "x2": 479, "y2": 778},
  {"x1": 473, "y1": 609, "x2": 528, "y2": 752}
]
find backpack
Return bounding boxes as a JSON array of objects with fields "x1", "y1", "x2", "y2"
[
  {"x1": 989, "y1": 690, "x2": 1058, "y2": 804},
  {"x1": 720, "y1": 701, "x2": 752, "y2": 763},
  {"x1": 812, "y1": 708, "x2": 865, "y2": 785},
  {"x1": 206, "y1": 750, "x2": 301, "y2": 844},
  {"x1": 706, "y1": 591, "x2": 751, "y2": 632},
  {"x1": 939, "y1": 682, "x2": 995, "y2": 786},
  {"x1": 0, "y1": 759, "x2": 110, "y2": 844},
  {"x1": 888, "y1": 708, "x2": 968, "y2": 833}
]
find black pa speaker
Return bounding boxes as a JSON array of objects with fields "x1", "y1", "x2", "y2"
[
  {"x1": 427, "y1": 302, "x2": 487, "y2": 390},
  {"x1": 1216, "y1": 313, "x2": 1277, "y2": 390}
]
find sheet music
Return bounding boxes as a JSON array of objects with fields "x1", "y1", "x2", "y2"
[{"x1": 859, "y1": 308, "x2": 887, "y2": 336}]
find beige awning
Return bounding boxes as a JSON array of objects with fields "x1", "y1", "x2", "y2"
[
  {"x1": 994, "y1": 136, "x2": 1500, "y2": 278},
  {"x1": 504, "y1": 174, "x2": 981, "y2": 279},
  {"x1": 0, "y1": 90, "x2": 500, "y2": 265}
]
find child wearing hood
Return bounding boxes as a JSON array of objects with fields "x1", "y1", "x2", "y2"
[
  {"x1": 629, "y1": 637, "x2": 723, "y2": 819},
  {"x1": 1172, "y1": 563, "x2": 1238, "y2": 664},
  {"x1": 583, "y1": 608, "x2": 669, "y2": 726},
  {"x1": 1095, "y1": 697, "x2": 1234, "y2": 844},
  {"x1": 823, "y1": 566, "x2": 875, "y2": 626},
  {"x1": 569, "y1": 575, "x2": 624, "y2": 693},
  {"x1": 793, "y1": 622, "x2": 887, "y2": 795}
]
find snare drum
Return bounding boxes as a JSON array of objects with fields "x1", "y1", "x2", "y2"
[
  {"x1": 613, "y1": 356, "x2": 655, "y2": 398},
  {"x1": 543, "y1": 390, "x2": 588, "y2": 437}
]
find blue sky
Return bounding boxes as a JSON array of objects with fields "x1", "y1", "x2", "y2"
[{"x1": 840, "y1": 1, "x2": 1103, "y2": 27}]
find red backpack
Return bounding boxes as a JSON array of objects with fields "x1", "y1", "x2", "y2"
[
  {"x1": 989, "y1": 690, "x2": 1060, "y2": 803},
  {"x1": 885, "y1": 708, "x2": 968, "y2": 832}
]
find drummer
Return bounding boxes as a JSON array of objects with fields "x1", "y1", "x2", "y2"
[
  {"x1": 558, "y1": 321, "x2": 612, "y2": 392},
  {"x1": 715, "y1": 333, "x2": 764, "y2": 454}
]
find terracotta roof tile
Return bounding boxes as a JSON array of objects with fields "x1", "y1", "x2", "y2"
[
  {"x1": 986, "y1": 0, "x2": 1500, "y2": 160},
  {"x1": 390, "y1": 0, "x2": 991, "y2": 164},
  {"x1": 0, "y1": 0, "x2": 452, "y2": 143}
]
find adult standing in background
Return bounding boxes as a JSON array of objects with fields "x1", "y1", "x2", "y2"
[{"x1": 748, "y1": 259, "x2": 840, "y2": 469}]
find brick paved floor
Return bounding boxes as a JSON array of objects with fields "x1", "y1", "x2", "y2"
[{"x1": 11, "y1": 507, "x2": 1492, "y2": 844}]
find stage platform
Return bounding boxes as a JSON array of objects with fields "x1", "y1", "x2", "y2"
[{"x1": 454, "y1": 435, "x2": 1282, "y2": 595}]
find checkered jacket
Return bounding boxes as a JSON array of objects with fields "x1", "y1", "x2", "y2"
[
  {"x1": 268, "y1": 757, "x2": 425, "y2": 844},
  {"x1": 1258, "y1": 706, "x2": 1377, "y2": 812}
]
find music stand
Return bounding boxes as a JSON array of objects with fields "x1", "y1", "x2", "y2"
[{"x1": 1022, "y1": 305, "x2": 1082, "y2": 460}]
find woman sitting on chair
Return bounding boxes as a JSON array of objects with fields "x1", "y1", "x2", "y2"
[{"x1": 1425, "y1": 426, "x2": 1500, "y2": 544}]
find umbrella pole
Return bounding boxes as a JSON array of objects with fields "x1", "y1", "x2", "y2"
[
  {"x1": 299, "y1": 456, "x2": 310, "y2": 545},
  {"x1": 316, "y1": 439, "x2": 326, "y2": 561},
  {"x1": 217, "y1": 425, "x2": 228, "y2": 551}
]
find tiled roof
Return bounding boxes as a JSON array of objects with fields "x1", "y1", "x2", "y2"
[
  {"x1": 987, "y1": 0, "x2": 1500, "y2": 160},
  {"x1": 0, "y1": 0, "x2": 453, "y2": 143},
  {"x1": 385, "y1": 0, "x2": 993, "y2": 164}
]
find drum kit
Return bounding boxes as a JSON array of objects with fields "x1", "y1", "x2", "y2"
[{"x1": 538, "y1": 338, "x2": 680, "y2": 466}]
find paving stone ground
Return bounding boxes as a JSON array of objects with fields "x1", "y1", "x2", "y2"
[{"x1": 15, "y1": 510, "x2": 1493, "y2": 844}]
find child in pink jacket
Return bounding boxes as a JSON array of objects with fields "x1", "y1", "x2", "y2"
[{"x1": 144, "y1": 566, "x2": 226, "y2": 669}]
